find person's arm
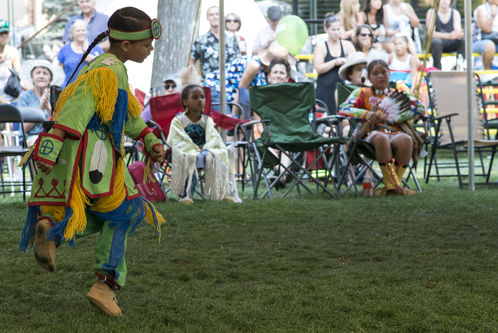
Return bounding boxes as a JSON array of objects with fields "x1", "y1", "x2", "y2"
[
  {"x1": 358, "y1": 12, "x2": 367, "y2": 25},
  {"x1": 409, "y1": 54, "x2": 419, "y2": 92},
  {"x1": 338, "y1": 88, "x2": 370, "y2": 119},
  {"x1": 17, "y1": 93, "x2": 35, "y2": 133},
  {"x1": 252, "y1": 29, "x2": 273, "y2": 54},
  {"x1": 405, "y1": 4, "x2": 420, "y2": 28},
  {"x1": 125, "y1": 114, "x2": 165, "y2": 162},
  {"x1": 189, "y1": 38, "x2": 200, "y2": 66},
  {"x1": 238, "y1": 61, "x2": 262, "y2": 89},
  {"x1": 452, "y1": 10, "x2": 464, "y2": 40},
  {"x1": 384, "y1": 11, "x2": 395, "y2": 37},
  {"x1": 425, "y1": 9, "x2": 439, "y2": 37},
  {"x1": 34, "y1": 127, "x2": 67, "y2": 175},
  {"x1": 313, "y1": 42, "x2": 346, "y2": 75},
  {"x1": 343, "y1": 40, "x2": 356, "y2": 56},
  {"x1": 476, "y1": 6, "x2": 495, "y2": 34},
  {"x1": 227, "y1": 33, "x2": 240, "y2": 61},
  {"x1": 338, "y1": 15, "x2": 355, "y2": 40}
]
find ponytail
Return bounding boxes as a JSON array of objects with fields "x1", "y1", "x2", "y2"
[{"x1": 66, "y1": 31, "x2": 108, "y2": 86}]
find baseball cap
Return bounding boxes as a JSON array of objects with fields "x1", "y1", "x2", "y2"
[
  {"x1": 267, "y1": 6, "x2": 283, "y2": 21},
  {"x1": 0, "y1": 20, "x2": 10, "y2": 33},
  {"x1": 164, "y1": 74, "x2": 179, "y2": 85}
]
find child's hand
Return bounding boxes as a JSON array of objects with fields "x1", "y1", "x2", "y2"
[
  {"x1": 151, "y1": 144, "x2": 166, "y2": 162},
  {"x1": 36, "y1": 160, "x2": 54, "y2": 175}
]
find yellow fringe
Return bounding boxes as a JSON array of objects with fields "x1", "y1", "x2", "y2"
[
  {"x1": 127, "y1": 86, "x2": 142, "y2": 118},
  {"x1": 145, "y1": 201, "x2": 165, "y2": 241},
  {"x1": 54, "y1": 67, "x2": 118, "y2": 123},
  {"x1": 64, "y1": 166, "x2": 90, "y2": 240},
  {"x1": 92, "y1": 158, "x2": 126, "y2": 213},
  {"x1": 18, "y1": 144, "x2": 35, "y2": 168},
  {"x1": 40, "y1": 205, "x2": 66, "y2": 222},
  {"x1": 39, "y1": 166, "x2": 90, "y2": 241}
]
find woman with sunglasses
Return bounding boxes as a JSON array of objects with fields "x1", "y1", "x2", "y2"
[
  {"x1": 353, "y1": 25, "x2": 375, "y2": 55},
  {"x1": 225, "y1": 13, "x2": 247, "y2": 56},
  {"x1": 314, "y1": 13, "x2": 355, "y2": 114}
]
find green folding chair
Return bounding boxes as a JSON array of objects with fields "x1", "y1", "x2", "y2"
[{"x1": 243, "y1": 82, "x2": 345, "y2": 199}]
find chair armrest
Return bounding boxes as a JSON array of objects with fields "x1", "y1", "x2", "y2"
[
  {"x1": 432, "y1": 113, "x2": 459, "y2": 121},
  {"x1": 235, "y1": 119, "x2": 271, "y2": 145},
  {"x1": 314, "y1": 115, "x2": 346, "y2": 124}
]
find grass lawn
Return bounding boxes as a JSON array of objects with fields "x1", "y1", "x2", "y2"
[{"x1": 0, "y1": 174, "x2": 497, "y2": 332}]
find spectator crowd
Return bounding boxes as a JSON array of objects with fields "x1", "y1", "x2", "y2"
[{"x1": 0, "y1": 0, "x2": 496, "y2": 182}]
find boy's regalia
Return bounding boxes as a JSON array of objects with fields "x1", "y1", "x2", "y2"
[{"x1": 19, "y1": 20, "x2": 165, "y2": 317}]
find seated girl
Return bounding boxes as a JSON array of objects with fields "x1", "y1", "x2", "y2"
[
  {"x1": 388, "y1": 36, "x2": 419, "y2": 92},
  {"x1": 338, "y1": 59, "x2": 424, "y2": 196},
  {"x1": 166, "y1": 84, "x2": 241, "y2": 204}
]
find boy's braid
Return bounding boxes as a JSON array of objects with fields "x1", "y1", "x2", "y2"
[{"x1": 66, "y1": 31, "x2": 108, "y2": 85}]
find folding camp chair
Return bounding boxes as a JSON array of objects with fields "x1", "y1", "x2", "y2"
[
  {"x1": 475, "y1": 73, "x2": 498, "y2": 140},
  {"x1": 0, "y1": 104, "x2": 30, "y2": 201},
  {"x1": 336, "y1": 83, "x2": 423, "y2": 195},
  {"x1": 425, "y1": 71, "x2": 498, "y2": 187},
  {"x1": 241, "y1": 82, "x2": 345, "y2": 199}
]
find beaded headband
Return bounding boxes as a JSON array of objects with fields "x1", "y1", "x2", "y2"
[{"x1": 108, "y1": 18, "x2": 162, "y2": 41}]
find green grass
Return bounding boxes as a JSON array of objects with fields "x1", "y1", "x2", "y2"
[{"x1": 0, "y1": 177, "x2": 497, "y2": 332}]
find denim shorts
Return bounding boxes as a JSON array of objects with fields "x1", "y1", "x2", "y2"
[{"x1": 472, "y1": 39, "x2": 498, "y2": 54}]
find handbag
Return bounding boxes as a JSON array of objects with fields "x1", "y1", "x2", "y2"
[{"x1": 4, "y1": 65, "x2": 21, "y2": 98}]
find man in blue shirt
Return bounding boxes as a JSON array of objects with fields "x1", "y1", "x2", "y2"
[{"x1": 62, "y1": 0, "x2": 109, "y2": 49}]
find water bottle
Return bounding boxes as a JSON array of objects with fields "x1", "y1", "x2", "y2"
[
  {"x1": 362, "y1": 173, "x2": 373, "y2": 197},
  {"x1": 456, "y1": 54, "x2": 464, "y2": 70}
]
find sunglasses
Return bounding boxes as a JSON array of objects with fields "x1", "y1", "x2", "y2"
[
  {"x1": 226, "y1": 19, "x2": 239, "y2": 23},
  {"x1": 359, "y1": 33, "x2": 373, "y2": 37},
  {"x1": 164, "y1": 84, "x2": 177, "y2": 90}
]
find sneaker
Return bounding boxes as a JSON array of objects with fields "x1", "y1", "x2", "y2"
[
  {"x1": 87, "y1": 280, "x2": 122, "y2": 317},
  {"x1": 34, "y1": 220, "x2": 56, "y2": 272}
]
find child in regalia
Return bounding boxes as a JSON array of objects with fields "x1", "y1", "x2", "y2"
[
  {"x1": 166, "y1": 85, "x2": 241, "y2": 204},
  {"x1": 19, "y1": 7, "x2": 166, "y2": 317}
]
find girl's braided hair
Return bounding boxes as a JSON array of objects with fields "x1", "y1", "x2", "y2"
[{"x1": 66, "y1": 7, "x2": 152, "y2": 85}]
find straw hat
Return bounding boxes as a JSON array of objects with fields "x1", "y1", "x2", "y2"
[
  {"x1": 20, "y1": 59, "x2": 65, "y2": 89},
  {"x1": 338, "y1": 52, "x2": 368, "y2": 81},
  {"x1": 258, "y1": 45, "x2": 296, "y2": 67}
]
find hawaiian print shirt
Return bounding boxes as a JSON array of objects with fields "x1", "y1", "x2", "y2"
[
  {"x1": 190, "y1": 30, "x2": 240, "y2": 79},
  {"x1": 204, "y1": 56, "x2": 268, "y2": 103}
]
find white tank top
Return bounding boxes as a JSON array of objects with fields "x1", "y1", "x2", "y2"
[
  {"x1": 389, "y1": 53, "x2": 411, "y2": 71},
  {"x1": 384, "y1": 4, "x2": 412, "y2": 38}
]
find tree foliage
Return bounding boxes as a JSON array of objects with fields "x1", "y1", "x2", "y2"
[{"x1": 42, "y1": 0, "x2": 80, "y2": 40}]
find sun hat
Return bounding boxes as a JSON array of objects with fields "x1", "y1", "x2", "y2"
[
  {"x1": 267, "y1": 6, "x2": 283, "y2": 21},
  {"x1": 259, "y1": 45, "x2": 296, "y2": 67},
  {"x1": 0, "y1": 20, "x2": 10, "y2": 33},
  {"x1": 20, "y1": 59, "x2": 65, "y2": 89},
  {"x1": 338, "y1": 52, "x2": 368, "y2": 81}
]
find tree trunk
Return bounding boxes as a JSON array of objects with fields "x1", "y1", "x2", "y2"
[{"x1": 151, "y1": 0, "x2": 200, "y2": 88}]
